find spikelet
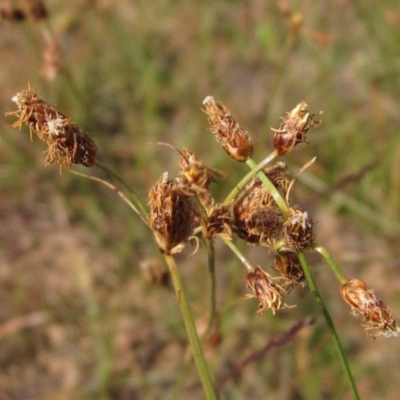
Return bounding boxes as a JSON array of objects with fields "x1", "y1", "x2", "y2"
[{"x1": 8, "y1": 88, "x2": 97, "y2": 171}]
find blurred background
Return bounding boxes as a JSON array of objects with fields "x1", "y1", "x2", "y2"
[{"x1": 0, "y1": 0, "x2": 400, "y2": 399}]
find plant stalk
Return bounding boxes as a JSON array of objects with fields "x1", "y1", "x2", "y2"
[
  {"x1": 164, "y1": 255, "x2": 217, "y2": 400},
  {"x1": 246, "y1": 157, "x2": 290, "y2": 218},
  {"x1": 297, "y1": 251, "x2": 360, "y2": 400}
]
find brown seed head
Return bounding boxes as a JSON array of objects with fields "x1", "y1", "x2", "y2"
[
  {"x1": 264, "y1": 162, "x2": 290, "y2": 194},
  {"x1": 272, "y1": 101, "x2": 321, "y2": 156},
  {"x1": 148, "y1": 173, "x2": 196, "y2": 255},
  {"x1": 274, "y1": 252, "x2": 305, "y2": 293},
  {"x1": 234, "y1": 175, "x2": 283, "y2": 246},
  {"x1": 340, "y1": 278, "x2": 399, "y2": 338},
  {"x1": 283, "y1": 208, "x2": 315, "y2": 250},
  {"x1": 8, "y1": 89, "x2": 97, "y2": 170},
  {"x1": 25, "y1": 0, "x2": 48, "y2": 21},
  {"x1": 244, "y1": 266, "x2": 289, "y2": 315},
  {"x1": 177, "y1": 148, "x2": 225, "y2": 205},
  {"x1": 0, "y1": 3, "x2": 26, "y2": 21},
  {"x1": 203, "y1": 96, "x2": 253, "y2": 162},
  {"x1": 201, "y1": 203, "x2": 232, "y2": 240}
]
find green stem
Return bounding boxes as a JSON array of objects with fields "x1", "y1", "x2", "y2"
[
  {"x1": 164, "y1": 255, "x2": 217, "y2": 400},
  {"x1": 313, "y1": 244, "x2": 349, "y2": 284},
  {"x1": 245, "y1": 157, "x2": 290, "y2": 219},
  {"x1": 71, "y1": 170, "x2": 150, "y2": 226},
  {"x1": 223, "y1": 150, "x2": 278, "y2": 206},
  {"x1": 94, "y1": 160, "x2": 148, "y2": 217},
  {"x1": 202, "y1": 239, "x2": 217, "y2": 340},
  {"x1": 191, "y1": 198, "x2": 217, "y2": 340},
  {"x1": 221, "y1": 238, "x2": 253, "y2": 272},
  {"x1": 297, "y1": 251, "x2": 360, "y2": 400}
]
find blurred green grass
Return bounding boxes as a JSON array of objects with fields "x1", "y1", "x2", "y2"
[{"x1": 1, "y1": 1, "x2": 400, "y2": 399}]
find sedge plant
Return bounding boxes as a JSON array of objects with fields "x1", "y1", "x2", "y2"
[{"x1": 6, "y1": 87, "x2": 400, "y2": 400}]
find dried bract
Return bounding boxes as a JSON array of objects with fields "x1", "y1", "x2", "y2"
[
  {"x1": 8, "y1": 89, "x2": 97, "y2": 170},
  {"x1": 283, "y1": 208, "x2": 315, "y2": 250},
  {"x1": 203, "y1": 96, "x2": 253, "y2": 162},
  {"x1": 340, "y1": 278, "x2": 399, "y2": 338},
  {"x1": 272, "y1": 101, "x2": 321, "y2": 156},
  {"x1": 148, "y1": 173, "x2": 196, "y2": 255},
  {"x1": 234, "y1": 175, "x2": 283, "y2": 246},
  {"x1": 245, "y1": 266, "x2": 288, "y2": 315}
]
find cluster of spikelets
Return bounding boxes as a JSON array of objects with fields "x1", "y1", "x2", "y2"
[
  {"x1": 0, "y1": 0, "x2": 47, "y2": 22},
  {"x1": 7, "y1": 88, "x2": 399, "y2": 338},
  {"x1": 8, "y1": 88, "x2": 97, "y2": 171}
]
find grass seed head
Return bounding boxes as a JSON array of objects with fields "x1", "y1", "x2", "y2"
[
  {"x1": 274, "y1": 252, "x2": 305, "y2": 292},
  {"x1": 201, "y1": 203, "x2": 232, "y2": 240},
  {"x1": 177, "y1": 148, "x2": 225, "y2": 205},
  {"x1": 244, "y1": 266, "x2": 288, "y2": 315},
  {"x1": 26, "y1": 0, "x2": 48, "y2": 21},
  {"x1": 340, "y1": 278, "x2": 399, "y2": 338},
  {"x1": 233, "y1": 175, "x2": 283, "y2": 246},
  {"x1": 148, "y1": 173, "x2": 197, "y2": 255},
  {"x1": 0, "y1": 3, "x2": 26, "y2": 21},
  {"x1": 264, "y1": 162, "x2": 290, "y2": 194},
  {"x1": 203, "y1": 96, "x2": 253, "y2": 162},
  {"x1": 283, "y1": 208, "x2": 315, "y2": 250},
  {"x1": 8, "y1": 88, "x2": 97, "y2": 170},
  {"x1": 272, "y1": 101, "x2": 321, "y2": 156}
]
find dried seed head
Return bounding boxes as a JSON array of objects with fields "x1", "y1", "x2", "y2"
[
  {"x1": 201, "y1": 203, "x2": 232, "y2": 240},
  {"x1": 234, "y1": 175, "x2": 283, "y2": 246},
  {"x1": 203, "y1": 96, "x2": 253, "y2": 162},
  {"x1": 264, "y1": 162, "x2": 290, "y2": 194},
  {"x1": 274, "y1": 253, "x2": 305, "y2": 293},
  {"x1": 0, "y1": 3, "x2": 26, "y2": 21},
  {"x1": 244, "y1": 266, "x2": 289, "y2": 315},
  {"x1": 8, "y1": 89, "x2": 97, "y2": 170},
  {"x1": 272, "y1": 101, "x2": 321, "y2": 156},
  {"x1": 283, "y1": 208, "x2": 315, "y2": 250},
  {"x1": 340, "y1": 278, "x2": 399, "y2": 338},
  {"x1": 177, "y1": 148, "x2": 225, "y2": 205},
  {"x1": 148, "y1": 173, "x2": 196, "y2": 255},
  {"x1": 25, "y1": 0, "x2": 48, "y2": 21}
]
